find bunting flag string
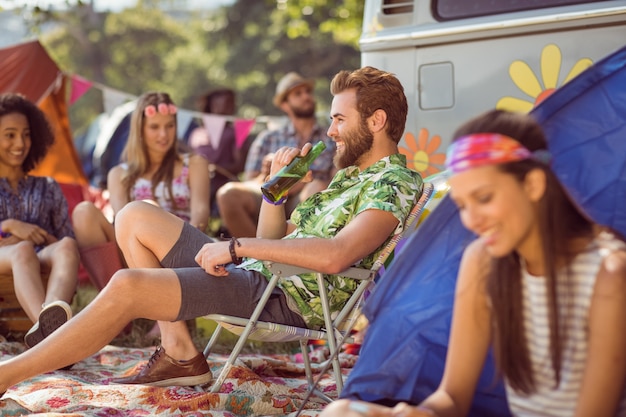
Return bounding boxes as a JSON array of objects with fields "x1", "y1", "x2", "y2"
[
  {"x1": 69, "y1": 74, "x2": 93, "y2": 105},
  {"x1": 66, "y1": 73, "x2": 280, "y2": 149}
]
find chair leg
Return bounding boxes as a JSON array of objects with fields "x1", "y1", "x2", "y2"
[
  {"x1": 203, "y1": 323, "x2": 223, "y2": 359},
  {"x1": 300, "y1": 339, "x2": 314, "y2": 386},
  {"x1": 298, "y1": 339, "x2": 334, "y2": 404},
  {"x1": 209, "y1": 274, "x2": 281, "y2": 393},
  {"x1": 315, "y1": 273, "x2": 344, "y2": 395}
]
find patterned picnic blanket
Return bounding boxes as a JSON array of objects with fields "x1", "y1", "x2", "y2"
[{"x1": 0, "y1": 341, "x2": 356, "y2": 416}]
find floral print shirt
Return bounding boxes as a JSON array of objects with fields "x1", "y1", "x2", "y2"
[
  {"x1": 128, "y1": 154, "x2": 192, "y2": 221},
  {"x1": 0, "y1": 176, "x2": 74, "y2": 252},
  {"x1": 240, "y1": 153, "x2": 423, "y2": 329}
]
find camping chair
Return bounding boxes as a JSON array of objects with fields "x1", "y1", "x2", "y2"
[{"x1": 202, "y1": 182, "x2": 434, "y2": 399}]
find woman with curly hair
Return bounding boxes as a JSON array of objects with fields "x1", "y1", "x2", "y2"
[{"x1": 0, "y1": 93, "x2": 79, "y2": 348}]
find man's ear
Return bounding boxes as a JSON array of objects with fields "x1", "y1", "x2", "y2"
[
  {"x1": 368, "y1": 109, "x2": 387, "y2": 134},
  {"x1": 524, "y1": 168, "x2": 547, "y2": 202}
]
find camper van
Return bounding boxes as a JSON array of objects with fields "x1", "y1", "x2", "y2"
[{"x1": 361, "y1": 0, "x2": 626, "y2": 178}]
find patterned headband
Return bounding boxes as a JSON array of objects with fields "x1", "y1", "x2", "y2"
[
  {"x1": 144, "y1": 103, "x2": 177, "y2": 118},
  {"x1": 445, "y1": 133, "x2": 551, "y2": 174}
]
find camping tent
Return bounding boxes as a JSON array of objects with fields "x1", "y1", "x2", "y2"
[{"x1": 0, "y1": 40, "x2": 88, "y2": 210}]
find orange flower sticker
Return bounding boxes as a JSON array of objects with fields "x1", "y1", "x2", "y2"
[{"x1": 399, "y1": 128, "x2": 446, "y2": 177}]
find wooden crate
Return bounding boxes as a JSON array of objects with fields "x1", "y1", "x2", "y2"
[{"x1": 0, "y1": 274, "x2": 47, "y2": 335}]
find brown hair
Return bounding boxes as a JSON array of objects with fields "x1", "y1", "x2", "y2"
[
  {"x1": 452, "y1": 109, "x2": 594, "y2": 393},
  {"x1": 330, "y1": 66, "x2": 407, "y2": 143},
  {"x1": 0, "y1": 93, "x2": 55, "y2": 173},
  {"x1": 121, "y1": 92, "x2": 180, "y2": 206}
]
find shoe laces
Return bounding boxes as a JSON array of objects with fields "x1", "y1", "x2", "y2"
[{"x1": 145, "y1": 346, "x2": 165, "y2": 370}]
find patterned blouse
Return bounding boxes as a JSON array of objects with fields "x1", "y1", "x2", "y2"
[
  {"x1": 245, "y1": 122, "x2": 336, "y2": 182},
  {"x1": 241, "y1": 153, "x2": 423, "y2": 329},
  {"x1": 0, "y1": 176, "x2": 74, "y2": 252},
  {"x1": 127, "y1": 154, "x2": 192, "y2": 222}
]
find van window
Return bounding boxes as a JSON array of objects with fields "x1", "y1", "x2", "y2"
[{"x1": 434, "y1": 0, "x2": 611, "y2": 20}]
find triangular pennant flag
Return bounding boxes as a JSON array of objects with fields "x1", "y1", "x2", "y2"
[
  {"x1": 176, "y1": 109, "x2": 194, "y2": 140},
  {"x1": 234, "y1": 118, "x2": 255, "y2": 149},
  {"x1": 102, "y1": 87, "x2": 134, "y2": 114},
  {"x1": 69, "y1": 74, "x2": 93, "y2": 105},
  {"x1": 201, "y1": 114, "x2": 227, "y2": 149}
]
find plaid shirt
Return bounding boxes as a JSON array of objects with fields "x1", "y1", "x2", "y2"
[{"x1": 244, "y1": 122, "x2": 336, "y2": 182}]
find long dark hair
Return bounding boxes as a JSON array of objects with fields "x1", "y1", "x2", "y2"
[
  {"x1": 0, "y1": 93, "x2": 55, "y2": 173},
  {"x1": 452, "y1": 110, "x2": 594, "y2": 393}
]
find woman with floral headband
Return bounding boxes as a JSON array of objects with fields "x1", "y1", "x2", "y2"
[
  {"x1": 72, "y1": 92, "x2": 210, "y2": 292},
  {"x1": 321, "y1": 110, "x2": 626, "y2": 417}
]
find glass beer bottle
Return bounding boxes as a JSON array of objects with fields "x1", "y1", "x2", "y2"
[{"x1": 261, "y1": 141, "x2": 327, "y2": 203}]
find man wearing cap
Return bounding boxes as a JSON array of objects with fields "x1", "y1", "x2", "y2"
[{"x1": 216, "y1": 72, "x2": 336, "y2": 237}]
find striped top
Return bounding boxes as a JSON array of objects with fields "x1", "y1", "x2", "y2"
[{"x1": 506, "y1": 231, "x2": 626, "y2": 416}]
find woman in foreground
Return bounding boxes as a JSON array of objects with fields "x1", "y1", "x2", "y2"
[{"x1": 322, "y1": 110, "x2": 626, "y2": 416}]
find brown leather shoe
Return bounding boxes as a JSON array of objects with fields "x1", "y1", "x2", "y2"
[{"x1": 110, "y1": 346, "x2": 212, "y2": 387}]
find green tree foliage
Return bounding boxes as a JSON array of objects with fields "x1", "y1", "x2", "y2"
[{"x1": 21, "y1": 0, "x2": 363, "y2": 135}]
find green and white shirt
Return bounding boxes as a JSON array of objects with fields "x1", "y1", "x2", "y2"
[{"x1": 240, "y1": 153, "x2": 423, "y2": 329}]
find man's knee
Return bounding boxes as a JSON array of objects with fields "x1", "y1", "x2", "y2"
[
  {"x1": 71, "y1": 201, "x2": 98, "y2": 226},
  {"x1": 216, "y1": 182, "x2": 257, "y2": 210},
  {"x1": 115, "y1": 201, "x2": 155, "y2": 236},
  {"x1": 106, "y1": 269, "x2": 139, "y2": 300}
]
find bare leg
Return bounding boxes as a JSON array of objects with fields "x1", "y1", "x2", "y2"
[
  {"x1": 8, "y1": 242, "x2": 48, "y2": 322},
  {"x1": 0, "y1": 267, "x2": 184, "y2": 393},
  {"x1": 38, "y1": 237, "x2": 79, "y2": 306},
  {"x1": 215, "y1": 181, "x2": 262, "y2": 238},
  {"x1": 72, "y1": 201, "x2": 116, "y2": 248},
  {"x1": 73, "y1": 201, "x2": 120, "y2": 289},
  {"x1": 115, "y1": 201, "x2": 202, "y2": 360}
]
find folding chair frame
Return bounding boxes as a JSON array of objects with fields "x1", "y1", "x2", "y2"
[{"x1": 202, "y1": 182, "x2": 434, "y2": 399}]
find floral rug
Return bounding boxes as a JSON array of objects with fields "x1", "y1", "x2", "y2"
[{"x1": 0, "y1": 342, "x2": 357, "y2": 416}]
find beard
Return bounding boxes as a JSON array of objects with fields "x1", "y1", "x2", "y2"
[
  {"x1": 334, "y1": 120, "x2": 374, "y2": 169},
  {"x1": 289, "y1": 101, "x2": 316, "y2": 119}
]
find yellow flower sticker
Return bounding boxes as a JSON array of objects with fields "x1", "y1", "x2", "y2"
[
  {"x1": 496, "y1": 44, "x2": 593, "y2": 113},
  {"x1": 399, "y1": 128, "x2": 447, "y2": 177}
]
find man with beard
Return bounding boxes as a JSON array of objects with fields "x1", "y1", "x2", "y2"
[
  {"x1": 0, "y1": 67, "x2": 423, "y2": 391},
  {"x1": 216, "y1": 72, "x2": 336, "y2": 237}
]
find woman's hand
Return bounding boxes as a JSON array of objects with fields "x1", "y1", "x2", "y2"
[
  {"x1": 194, "y1": 240, "x2": 232, "y2": 276},
  {"x1": 331, "y1": 401, "x2": 437, "y2": 417},
  {"x1": 2, "y1": 219, "x2": 49, "y2": 246}
]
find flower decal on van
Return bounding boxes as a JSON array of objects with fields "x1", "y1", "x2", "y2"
[
  {"x1": 496, "y1": 44, "x2": 593, "y2": 113},
  {"x1": 399, "y1": 128, "x2": 446, "y2": 177}
]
